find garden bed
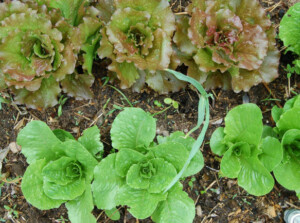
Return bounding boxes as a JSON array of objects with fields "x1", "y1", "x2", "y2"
[{"x1": 0, "y1": 0, "x2": 300, "y2": 222}]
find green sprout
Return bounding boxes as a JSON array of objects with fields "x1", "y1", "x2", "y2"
[
  {"x1": 152, "y1": 98, "x2": 179, "y2": 117},
  {"x1": 4, "y1": 205, "x2": 19, "y2": 219},
  {"x1": 57, "y1": 95, "x2": 68, "y2": 117}
]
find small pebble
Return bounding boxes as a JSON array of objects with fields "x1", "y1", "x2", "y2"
[
  {"x1": 9, "y1": 142, "x2": 21, "y2": 154},
  {"x1": 162, "y1": 130, "x2": 169, "y2": 137},
  {"x1": 196, "y1": 205, "x2": 203, "y2": 217}
]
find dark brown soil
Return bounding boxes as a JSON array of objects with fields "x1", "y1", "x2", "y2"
[{"x1": 1, "y1": 0, "x2": 300, "y2": 223}]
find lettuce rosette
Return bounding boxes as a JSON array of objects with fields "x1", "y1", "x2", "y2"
[
  {"x1": 210, "y1": 104, "x2": 283, "y2": 196},
  {"x1": 17, "y1": 121, "x2": 103, "y2": 223},
  {"x1": 96, "y1": 0, "x2": 186, "y2": 94},
  {"x1": 0, "y1": 1, "x2": 100, "y2": 108},
  {"x1": 92, "y1": 108, "x2": 204, "y2": 222},
  {"x1": 174, "y1": 0, "x2": 280, "y2": 92},
  {"x1": 271, "y1": 95, "x2": 300, "y2": 198}
]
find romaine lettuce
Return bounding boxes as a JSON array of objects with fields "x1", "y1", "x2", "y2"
[
  {"x1": 210, "y1": 104, "x2": 283, "y2": 196},
  {"x1": 92, "y1": 108, "x2": 203, "y2": 222},
  {"x1": 17, "y1": 121, "x2": 103, "y2": 223}
]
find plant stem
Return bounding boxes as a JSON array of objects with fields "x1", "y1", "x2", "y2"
[{"x1": 152, "y1": 105, "x2": 173, "y2": 117}]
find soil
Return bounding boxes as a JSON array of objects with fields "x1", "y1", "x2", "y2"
[{"x1": 1, "y1": 0, "x2": 300, "y2": 223}]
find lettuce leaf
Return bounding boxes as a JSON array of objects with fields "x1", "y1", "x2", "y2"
[{"x1": 279, "y1": 3, "x2": 300, "y2": 55}]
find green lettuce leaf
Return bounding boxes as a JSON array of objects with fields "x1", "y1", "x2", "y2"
[
  {"x1": 150, "y1": 142, "x2": 189, "y2": 173},
  {"x1": 17, "y1": 121, "x2": 63, "y2": 164},
  {"x1": 115, "y1": 148, "x2": 145, "y2": 177},
  {"x1": 224, "y1": 103, "x2": 263, "y2": 146},
  {"x1": 52, "y1": 129, "x2": 75, "y2": 142},
  {"x1": 157, "y1": 131, "x2": 204, "y2": 177},
  {"x1": 210, "y1": 104, "x2": 276, "y2": 196},
  {"x1": 220, "y1": 146, "x2": 242, "y2": 178},
  {"x1": 43, "y1": 177, "x2": 86, "y2": 200},
  {"x1": 238, "y1": 155, "x2": 274, "y2": 196},
  {"x1": 271, "y1": 106, "x2": 284, "y2": 123},
  {"x1": 258, "y1": 136, "x2": 282, "y2": 171},
  {"x1": 152, "y1": 183, "x2": 195, "y2": 223},
  {"x1": 65, "y1": 184, "x2": 96, "y2": 223},
  {"x1": 21, "y1": 159, "x2": 64, "y2": 210},
  {"x1": 261, "y1": 126, "x2": 278, "y2": 139},
  {"x1": 117, "y1": 184, "x2": 167, "y2": 219},
  {"x1": 92, "y1": 154, "x2": 125, "y2": 210},
  {"x1": 19, "y1": 120, "x2": 99, "y2": 223},
  {"x1": 274, "y1": 129, "x2": 300, "y2": 192},
  {"x1": 104, "y1": 208, "x2": 120, "y2": 221},
  {"x1": 78, "y1": 125, "x2": 103, "y2": 157},
  {"x1": 279, "y1": 3, "x2": 300, "y2": 55},
  {"x1": 111, "y1": 108, "x2": 156, "y2": 152},
  {"x1": 46, "y1": 0, "x2": 86, "y2": 26},
  {"x1": 277, "y1": 107, "x2": 300, "y2": 133},
  {"x1": 210, "y1": 127, "x2": 227, "y2": 156}
]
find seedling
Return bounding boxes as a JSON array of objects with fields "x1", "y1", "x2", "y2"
[
  {"x1": 152, "y1": 98, "x2": 179, "y2": 117},
  {"x1": 57, "y1": 95, "x2": 68, "y2": 117},
  {"x1": 4, "y1": 205, "x2": 19, "y2": 219}
]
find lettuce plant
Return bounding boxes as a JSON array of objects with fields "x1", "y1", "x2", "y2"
[
  {"x1": 279, "y1": 3, "x2": 300, "y2": 57},
  {"x1": 173, "y1": 0, "x2": 280, "y2": 92},
  {"x1": 92, "y1": 107, "x2": 204, "y2": 222},
  {"x1": 271, "y1": 95, "x2": 300, "y2": 198},
  {"x1": 96, "y1": 0, "x2": 186, "y2": 94},
  {"x1": 35, "y1": 0, "x2": 102, "y2": 75},
  {"x1": 17, "y1": 121, "x2": 103, "y2": 223},
  {"x1": 0, "y1": 1, "x2": 100, "y2": 108},
  {"x1": 210, "y1": 104, "x2": 283, "y2": 196},
  {"x1": 279, "y1": 2, "x2": 300, "y2": 71}
]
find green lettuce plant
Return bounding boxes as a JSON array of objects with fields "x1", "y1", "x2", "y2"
[
  {"x1": 210, "y1": 104, "x2": 283, "y2": 196},
  {"x1": 96, "y1": 0, "x2": 186, "y2": 94},
  {"x1": 173, "y1": 0, "x2": 280, "y2": 92},
  {"x1": 279, "y1": 2, "x2": 300, "y2": 81},
  {"x1": 17, "y1": 121, "x2": 103, "y2": 223},
  {"x1": 92, "y1": 107, "x2": 204, "y2": 222},
  {"x1": 279, "y1": 2, "x2": 300, "y2": 64},
  {"x1": 271, "y1": 95, "x2": 300, "y2": 198}
]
